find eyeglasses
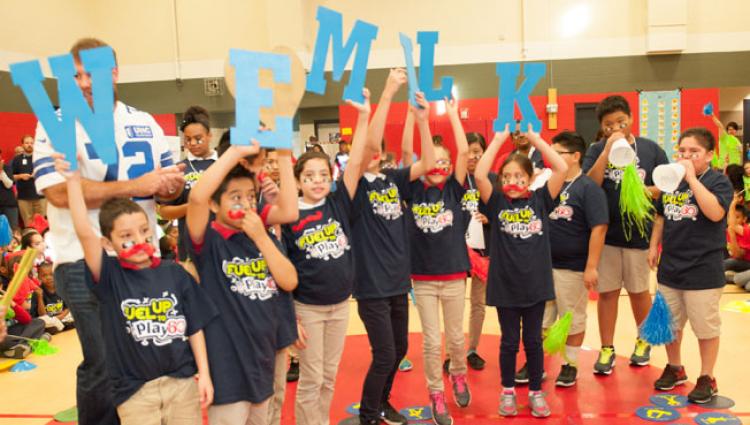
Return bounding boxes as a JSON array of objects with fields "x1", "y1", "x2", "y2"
[{"x1": 436, "y1": 159, "x2": 451, "y2": 166}]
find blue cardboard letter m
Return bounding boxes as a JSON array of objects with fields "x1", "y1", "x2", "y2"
[
  {"x1": 494, "y1": 62, "x2": 546, "y2": 133},
  {"x1": 306, "y1": 6, "x2": 378, "y2": 104},
  {"x1": 10, "y1": 47, "x2": 117, "y2": 170}
]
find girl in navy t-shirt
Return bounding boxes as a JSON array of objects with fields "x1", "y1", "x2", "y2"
[
  {"x1": 281, "y1": 89, "x2": 373, "y2": 425},
  {"x1": 474, "y1": 124, "x2": 568, "y2": 418},
  {"x1": 404, "y1": 96, "x2": 472, "y2": 423}
]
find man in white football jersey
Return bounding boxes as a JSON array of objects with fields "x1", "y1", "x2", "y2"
[{"x1": 32, "y1": 38, "x2": 185, "y2": 425}]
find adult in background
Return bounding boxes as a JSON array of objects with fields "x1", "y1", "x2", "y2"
[
  {"x1": 13, "y1": 135, "x2": 46, "y2": 225},
  {"x1": 0, "y1": 150, "x2": 19, "y2": 228},
  {"x1": 33, "y1": 38, "x2": 185, "y2": 425}
]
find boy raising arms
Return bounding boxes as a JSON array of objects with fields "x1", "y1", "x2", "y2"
[{"x1": 56, "y1": 155, "x2": 217, "y2": 425}]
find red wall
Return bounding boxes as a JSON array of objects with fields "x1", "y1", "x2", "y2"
[
  {"x1": 0, "y1": 112, "x2": 178, "y2": 162},
  {"x1": 339, "y1": 88, "x2": 720, "y2": 170}
]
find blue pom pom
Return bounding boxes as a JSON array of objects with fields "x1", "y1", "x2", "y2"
[
  {"x1": 0, "y1": 215, "x2": 11, "y2": 247},
  {"x1": 703, "y1": 102, "x2": 714, "y2": 117},
  {"x1": 639, "y1": 291, "x2": 676, "y2": 345}
]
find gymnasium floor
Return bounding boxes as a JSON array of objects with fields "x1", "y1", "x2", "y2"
[{"x1": 1, "y1": 281, "x2": 749, "y2": 425}]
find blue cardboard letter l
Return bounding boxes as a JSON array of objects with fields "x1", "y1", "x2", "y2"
[
  {"x1": 305, "y1": 6, "x2": 378, "y2": 104},
  {"x1": 417, "y1": 32, "x2": 453, "y2": 102},
  {"x1": 494, "y1": 62, "x2": 546, "y2": 133}
]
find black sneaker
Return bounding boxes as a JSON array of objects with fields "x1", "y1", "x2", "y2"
[
  {"x1": 594, "y1": 347, "x2": 615, "y2": 375},
  {"x1": 380, "y1": 401, "x2": 408, "y2": 425},
  {"x1": 555, "y1": 364, "x2": 578, "y2": 387},
  {"x1": 654, "y1": 364, "x2": 688, "y2": 391},
  {"x1": 629, "y1": 338, "x2": 651, "y2": 366},
  {"x1": 443, "y1": 358, "x2": 450, "y2": 374},
  {"x1": 466, "y1": 351, "x2": 486, "y2": 370},
  {"x1": 2, "y1": 343, "x2": 30, "y2": 359},
  {"x1": 514, "y1": 363, "x2": 546, "y2": 384},
  {"x1": 357, "y1": 416, "x2": 381, "y2": 425},
  {"x1": 688, "y1": 375, "x2": 718, "y2": 404},
  {"x1": 286, "y1": 358, "x2": 299, "y2": 382}
]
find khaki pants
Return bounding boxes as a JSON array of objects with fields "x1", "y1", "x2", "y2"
[
  {"x1": 267, "y1": 348, "x2": 289, "y2": 425},
  {"x1": 598, "y1": 245, "x2": 650, "y2": 294},
  {"x1": 17, "y1": 198, "x2": 46, "y2": 226},
  {"x1": 117, "y1": 376, "x2": 200, "y2": 425},
  {"x1": 659, "y1": 285, "x2": 723, "y2": 339},
  {"x1": 294, "y1": 300, "x2": 350, "y2": 425},
  {"x1": 414, "y1": 279, "x2": 467, "y2": 392},
  {"x1": 543, "y1": 269, "x2": 588, "y2": 335},
  {"x1": 468, "y1": 275, "x2": 486, "y2": 350},
  {"x1": 208, "y1": 398, "x2": 270, "y2": 425}
]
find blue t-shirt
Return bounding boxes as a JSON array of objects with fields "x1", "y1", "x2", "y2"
[
  {"x1": 549, "y1": 174, "x2": 609, "y2": 272},
  {"x1": 350, "y1": 168, "x2": 413, "y2": 300},
  {"x1": 407, "y1": 176, "x2": 471, "y2": 276},
  {"x1": 190, "y1": 221, "x2": 287, "y2": 405},
  {"x1": 656, "y1": 169, "x2": 733, "y2": 290},
  {"x1": 167, "y1": 156, "x2": 216, "y2": 261},
  {"x1": 485, "y1": 185, "x2": 556, "y2": 308},
  {"x1": 87, "y1": 254, "x2": 218, "y2": 405},
  {"x1": 582, "y1": 137, "x2": 669, "y2": 249},
  {"x1": 282, "y1": 188, "x2": 354, "y2": 305}
]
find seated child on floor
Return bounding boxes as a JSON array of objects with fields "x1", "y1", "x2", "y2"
[{"x1": 31, "y1": 262, "x2": 74, "y2": 333}]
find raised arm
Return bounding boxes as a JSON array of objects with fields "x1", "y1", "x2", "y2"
[
  {"x1": 53, "y1": 155, "x2": 102, "y2": 281},
  {"x1": 476, "y1": 127, "x2": 510, "y2": 204},
  {"x1": 401, "y1": 108, "x2": 415, "y2": 167},
  {"x1": 343, "y1": 89, "x2": 372, "y2": 199},
  {"x1": 367, "y1": 69, "x2": 407, "y2": 157},
  {"x1": 526, "y1": 125, "x2": 568, "y2": 198},
  {"x1": 157, "y1": 204, "x2": 188, "y2": 221},
  {"x1": 187, "y1": 142, "x2": 260, "y2": 246},
  {"x1": 263, "y1": 150, "x2": 299, "y2": 226},
  {"x1": 712, "y1": 115, "x2": 727, "y2": 138},
  {"x1": 409, "y1": 92, "x2": 436, "y2": 181},
  {"x1": 587, "y1": 132, "x2": 623, "y2": 186},
  {"x1": 446, "y1": 96, "x2": 469, "y2": 185}
]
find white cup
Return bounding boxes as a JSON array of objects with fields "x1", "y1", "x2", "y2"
[
  {"x1": 653, "y1": 163, "x2": 686, "y2": 193},
  {"x1": 608, "y1": 138, "x2": 636, "y2": 167}
]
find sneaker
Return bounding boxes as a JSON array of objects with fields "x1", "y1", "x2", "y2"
[
  {"x1": 515, "y1": 363, "x2": 546, "y2": 384},
  {"x1": 529, "y1": 391, "x2": 551, "y2": 418},
  {"x1": 286, "y1": 358, "x2": 299, "y2": 382},
  {"x1": 450, "y1": 374, "x2": 471, "y2": 407},
  {"x1": 380, "y1": 401, "x2": 408, "y2": 425},
  {"x1": 398, "y1": 357, "x2": 413, "y2": 372},
  {"x1": 555, "y1": 364, "x2": 578, "y2": 387},
  {"x1": 2, "y1": 343, "x2": 30, "y2": 359},
  {"x1": 429, "y1": 391, "x2": 453, "y2": 425},
  {"x1": 466, "y1": 351, "x2": 486, "y2": 370},
  {"x1": 498, "y1": 390, "x2": 518, "y2": 417},
  {"x1": 594, "y1": 347, "x2": 616, "y2": 375},
  {"x1": 41, "y1": 332, "x2": 52, "y2": 342},
  {"x1": 688, "y1": 375, "x2": 718, "y2": 404},
  {"x1": 443, "y1": 358, "x2": 450, "y2": 374},
  {"x1": 630, "y1": 338, "x2": 651, "y2": 366},
  {"x1": 357, "y1": 416, "x2": 380, "y2": 425},
  {"x1": 654, "y1": 364, "x2": 688, "y2": 391}
]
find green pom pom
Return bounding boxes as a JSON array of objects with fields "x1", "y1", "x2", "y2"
[
  {"x1": 543, "y1": 311, "x2": 572, "y2": 355},
  {"x1": 619, "y1": 164, "x2": 654, "y2": 240},
  {"x1": 29, "y1": 339, "x2": 59, "y2": 356}
]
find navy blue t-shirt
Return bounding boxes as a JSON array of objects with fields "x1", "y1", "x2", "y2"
[
  {"x1": 485, "y1": 185, "x2": 556, "y2": 308},
  {"x1": 168, "y1": 156, "x2": 216, "y2": 261},
  {"x1": 282, "y1": 188, "x2": 354, "y2": 305},
  {"x1": 30, "y1": 287, "x2": 66, "y2": 318},
  {"x1": 12, "y1": 153, "x2": 41, "y2": 200},
  {"x1": 656, "y1": 169, "x2": 733, "y2": 290},
  {"x1": 350, "y1": 168, "x2": 413, "y2": 300},
  {"x1": 87, "y1": 254, "x2": 217, "y2": 405},
  {"x1": 582, "y1": 137, "x2": 669, "y2": 249},
  {"x1": 408, "y1": 176, "x2": 471, "y2": 276},
  {"x1": 273, "y1": 239, "x2": 298, "y2": 350},
  {"x1": 190, "y1": 221, "x2": 287, "y2": 404},
  {"x1": 549, "y1": 174, "x2": 609, "y2": 272}
]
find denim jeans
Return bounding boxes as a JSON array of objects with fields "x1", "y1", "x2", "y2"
[{"x1": 55, "y1": 260, "x2": 120, "y2": 425}]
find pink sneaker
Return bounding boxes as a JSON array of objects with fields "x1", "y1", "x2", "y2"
[
  {"x1": 429, "y1": 391, "x2": 453, "y2": 425},
  {"x1": 498, "y1": 389, "x2": 517, "y2": 416},
  {"x1": 450, "y1": 373, "x2": 471, "y2": 407}
]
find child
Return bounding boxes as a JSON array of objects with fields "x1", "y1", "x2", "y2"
[
  {"x1": 404, "y1": 96, "x2": 469, "y2": 425},
  {"x1": 186, "y1": 141, "x2": 299, "y2": 425},
  {"x1": 518, "y1": 131, "x2": 608, "y2": 387},
  {"x1": 583, "y1": 95, "x2": 669, "y2": 374},
  {"x1": 282, "y1": 88, "x2": 373, "y2": 425},
  {"x1": 725, "y1": 200, "x2": 750, "y2": 289},
  {"x1": 31, "y1": 262, "x2": 74, "y2": 333},
  {"x1": 55, "y1": 155, "x2": 217, "y2": 424},
  {"x1": 351, "y1": 70, "x2": 435, "y2": 425},
  {"x1": 649, "y1": 127, "x2": 733, "y2": 403},
  {"x1": 742, "y1": 161, "x2": 750, "y2": 203},
  {"x1": 475, "y1": 124, "x2": 568, "y2": 417},
  {"x1": 1, "y1": 289, "x2": 46, "y2": 359},
  {"x1": 710, "y1": 115, "x2": 742, "y2": 170}
]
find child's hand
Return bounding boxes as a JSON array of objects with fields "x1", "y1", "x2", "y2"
[
  {"x1": 197, "y1": 373, "x2": 214, "y2": 409},
  {"x1": 294, "y1": 319, "x2": 308, "y2": 350},
  {"x1": 230, "y1": 140, "x2": 261, "y2": 158},
  {"x1": 241, "y1": 210, "x2": 268, "y2": 242},
  {"x1": 260, "y1": 177, "x2": 280, "y2": 206},
  {"x1": 525, "y1": 123, "x2": 544, "y2": 145},
  {"x1": 474, "y1": 212, "x2": 488, "y2": 225},
  {"x1": 384, "y1": 68, "x2": 407, "y2": 98},
  {"x1": 52, "y1": 153, "x2": 80, "y2": 180},
  {"x1": 411, "y1": 91, "x2": 430, "y2": 122},
  {"x1": 678, "y1": 159, "x2": 697, "y2": 182},
  {"x1": 445, "y1": 95, "x2": 459, "y2": 118},
  {"x1": 583, "y1": 266, "x2": 598, "y2": 291},
  {"x1": 604, "y1": 131, "x2": 626, "y2": 153},
  {"x1": 647, "y1": 246, "x2": 659, "y2": 270},
  {"x1": 346, "y1": 88, "x2": 371, "y2": 116},
  {"x1": 492, "y1": 124, "x2": 511, "y2": 145}
]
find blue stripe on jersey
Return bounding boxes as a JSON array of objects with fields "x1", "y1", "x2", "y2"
[
  {"x1": 33, "y1": 157, "x2": 54, "y2": 170},
  {"x1": 160, "y1": 151, "x2": 171, "y2": 159},
  {"x1": 34, "y1": 165, "x2": 56, "y2": 179},
  {"x1": 161, "y1": 159, "x2": 174, "y2": 167},
  {"x1": 133, "y1": 196, "x2": 154, "y2": 201}
]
